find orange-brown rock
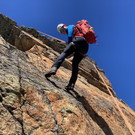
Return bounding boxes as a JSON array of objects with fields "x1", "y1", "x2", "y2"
[{"x1": 0, "y1": 14, "x2": 135, "y2": 135}]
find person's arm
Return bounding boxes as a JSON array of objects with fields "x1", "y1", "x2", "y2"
[
  {"x1": 66, "y1": 25, "x2": 74, "y2": 44},
  {"x1": 68, "y1": 37, "x2": 72, "y2": 44}
]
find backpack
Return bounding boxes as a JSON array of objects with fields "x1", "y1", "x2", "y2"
[{"x1": 73, "y1": 20, "x2": 97, "y2": 44}]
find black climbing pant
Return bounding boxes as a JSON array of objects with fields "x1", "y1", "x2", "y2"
[{"x1": 52, "y1": 36, "x2": 89, "y2": 84}]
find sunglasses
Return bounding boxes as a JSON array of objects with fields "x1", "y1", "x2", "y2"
[{"x1": 60, "y1": 26, "x2": 65, "y2": 33}]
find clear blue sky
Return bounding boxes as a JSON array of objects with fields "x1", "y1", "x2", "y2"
[{"x1": 1, "y1": 0, "x2": 135, "y2": 111}]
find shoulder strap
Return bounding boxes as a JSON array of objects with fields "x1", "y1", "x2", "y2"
[{"x1": 75, "y1": 26, "x2": 83, "y2": 34}]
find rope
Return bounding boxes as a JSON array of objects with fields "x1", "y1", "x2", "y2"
[
  {"x1": 91, "y1": 62, "x2": 134, "y2": 135},
  {"x1": 21, "y1": 29, "x2": 134, "y2": 134},
  {"x1": 38, "y1": 31, "x2": 134, "y2": 134},
  {"x1": 38, "y1": 31, "x2": 66, "y2": 43}
]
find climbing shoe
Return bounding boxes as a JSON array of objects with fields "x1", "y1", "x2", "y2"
[
  {"x1": 65, "y1": 83, "x2": 74, "y2": 91},
  {"x1": 45, "y1": 67, "x2": 57, "y2": 78}
]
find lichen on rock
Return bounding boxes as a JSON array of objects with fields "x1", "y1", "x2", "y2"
[{"x1": 0, "y1": 14, "x2": 135, "y2": 135}]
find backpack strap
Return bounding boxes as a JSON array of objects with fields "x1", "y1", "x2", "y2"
[
  {"x1": 73, "y1": 26, "x2": 84, "y2": 38},
  {"x1": 75, "y1": 26, "x2": 82, "y2": 33}
]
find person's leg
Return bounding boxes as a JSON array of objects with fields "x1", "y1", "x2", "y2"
[
  {"x1": 69, "y1": 52, "x2": 84, "y2": 85},
  {"x1": 65, "y1": 52, "x2": 84, "y2": 90},
  {"x1": 72, "y1": 37, "x2": 89, "y2": 54},
  {"x1": 45, "y1": 42, "x2": 76, "y2": 77},
  {"x1": 65, "y1": 37, "x2": 89, "y2": 90}
]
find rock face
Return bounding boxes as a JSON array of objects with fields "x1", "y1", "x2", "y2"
[{"x1": 0, "y1": 13, "x2": 135, "y2": 135}]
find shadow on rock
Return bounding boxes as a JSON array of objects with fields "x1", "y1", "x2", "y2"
[
  {"x1": 46, "y1": 77, "x2": 61, "y2": 89},
  {"x1": 67, "y1": 89, "x2": 113, "y2": 135}
]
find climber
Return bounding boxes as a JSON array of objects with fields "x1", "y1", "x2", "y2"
[{"x1": 45, "y1": 20, "x2": 97, "y2": 91}]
